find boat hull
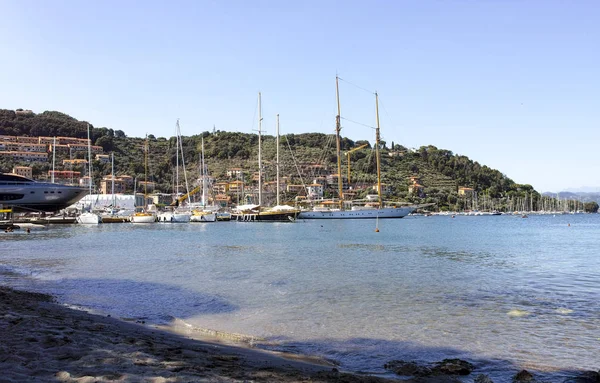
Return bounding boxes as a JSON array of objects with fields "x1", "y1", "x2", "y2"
[
  {"x1": 30, "y1": 216, "x2": 77, "y2": 224},
  {"x1": 231, "y1": 211, "x2": 298, "y2": 222},
  {"x1": 131, "y1": 214, "x2": 156, "y2": 223},
  {"x1": 100, "y1": 215, "x2": 130, "y2": 223},
  {"x1": 216, "y1": 212, "x2": 231, "y2": 221},
  {"x1": 76, "y1": 212, "x2": 101, "y2": 224},
  {"x1": 0, "y1": 180, "x2": 88, "y2": 212},
  {"x1": 190, "y1": 212, "x2": 216, "y2": 222},
  {"x1": 157, "y1": 212, "x2": 191, "y2": 223},
  {"x1": 298, "y1": 206, "x2": 415, "y2": 219}
]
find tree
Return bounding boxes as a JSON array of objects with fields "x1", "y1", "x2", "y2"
[
  {"x1": 95, "y1": 136, "x2": 114, "y2": 152},
  {"x1": 584, "y1": 201, "x2": 599, "y2": 213}
]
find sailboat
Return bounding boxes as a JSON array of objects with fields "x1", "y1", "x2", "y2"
[
  {"x1": 190, "y1": 136, "x2": 217, "y2": 222},
  {"x1": 99, "y1": 153, "x2": 130, "y2": 223},
  {"x1": 298, "y1": 77, "x2": 416, "y2": 220},
  {"x1": 131, "y1": 135, "x2": 157, "y2": 223},
  {"x1": 158, "y1": 120, "x2": 192, "y2": 223},
  {"x1": 76, "y1": 124, "x2": 102, "y2": 224},
  {"x1": 231, "y1": 93, "x2": 299, "y2": 222}
]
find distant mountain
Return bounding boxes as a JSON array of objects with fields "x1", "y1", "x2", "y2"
[
  {"x1": 563, "y1": 186, "x2": 600, "y2": 193},
  {"x1": 542, "y1": 191, "x2": 600, "y2": 203}
]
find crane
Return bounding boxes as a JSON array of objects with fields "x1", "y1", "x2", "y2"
[
  {"x1": 170, "y1": 185, "x2": 202, "y2": 206},
  {"x1": 345, "y1": 143, "x2": 369, "y2": 185}
]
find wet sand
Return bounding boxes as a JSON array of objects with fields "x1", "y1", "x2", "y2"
[{"x1": 0, "y1": 286, "x2": 460, "y2": 383}]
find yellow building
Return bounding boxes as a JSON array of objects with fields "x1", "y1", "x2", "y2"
[
  {"x1": 227, "y1": 180, "x2": 244, "y2": 194},
  {"x1": 12, "y1": 166, "x2": 32, "y2": 178},
  {"x1": 16, "y1": 136, "x2": 40, "y2": 144},
  {"x1": 100, "y1": 176, "x2": 127, "y2": 194},
  {"x1": 0, "y1": 151, "x2": 47, "y2": 162},
  {"x1": 213, "y1": 182, "x2": 229, "y2": 195},
  {"x1": 458, "y1": 187, "x2": 475, "y2": 197}
]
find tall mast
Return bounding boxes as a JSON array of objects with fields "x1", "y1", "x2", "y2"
[
  {"x1": 276, "y1": 114, "x2": 280, "y2": 206},
  {"x1": 335, "y1": 76, "x2": 343, "y2": 209},
  {"x1": 375, "y1": 92, "x2": 383, "y2": 209},
  {"x1": 51, "y1": 136, "x2": 56, "y2": 183},
  {"x1": 175, "y1": 119, "x2": 180, "y2": 197},
  {"x1": 111, "y1": 152, "x2": 115, "y2": 207},
  {"x1": 258, "y1": 92, "x2": 263, "y2": 207},
  {"x1": 144, "y1": 135, "x2": 148, "y2": 203},
  {"x1": 87, "y1": 124, "x2": 93, "y2": 195},
  {"x1": 177, "y1": 120, "x2": 191, "y2": 205},
  {"x1": 201, "y1": 136, "x2": 206, "y2": 206}
]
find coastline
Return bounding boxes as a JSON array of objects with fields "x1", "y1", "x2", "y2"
[{"x1": 0, "y1": 286, "x2": 459, "y2": 383}]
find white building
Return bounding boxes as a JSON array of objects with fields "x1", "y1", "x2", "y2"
[{"x1": 306, "y1": 183, "x2": 324, "y2": 199}]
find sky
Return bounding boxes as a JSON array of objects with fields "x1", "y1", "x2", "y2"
[{"x1": 1, "y1": 0, "x2": 598, "y2": 192}]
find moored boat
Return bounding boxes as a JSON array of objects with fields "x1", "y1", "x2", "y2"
[
  {"x1": 131, "y1": 135, "x2": 156, "y2": 224},
  {"x1": 231, "y1": 204, "x2": 298, "y2": 222},
  {"x1": 76, "y1": 124, "x2": 101, "y2": 224},
  {"x1": 157, "y1": 209, "x2": 191, "y2": 223},
  {"x1": 131, "y1": 211, "x2": 156, "y2": 223},
  {"x1": 231, "y1": 104, "x2": 299, "y2": 223},
  {"x1": 298, "y1": 76, "x2": 416, "y2": 220},
  {"x1": 0, "y1": 173, "x2": 88, "y2": 212},
  {"x1": 76, "y1": 211, "x2": 101, "y2": 224},
  {"x1": 190, "y1": 210, "x2": 217, "y2": 222}
]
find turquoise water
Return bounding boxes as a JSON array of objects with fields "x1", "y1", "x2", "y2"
[{"x1": 1, "y1": 214, "x2": 599, "y2": 381}]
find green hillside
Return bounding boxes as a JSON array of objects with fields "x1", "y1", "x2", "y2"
[{"x1": 1, "y1": 108, "x2": 583, "y2": 212}]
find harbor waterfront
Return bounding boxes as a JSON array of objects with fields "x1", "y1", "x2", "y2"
[{"x1": 1, "y1": 214, "x2": 598, "y2": 381}]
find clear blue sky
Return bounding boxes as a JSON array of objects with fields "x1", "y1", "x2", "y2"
[{"x1": 1, "y1": 0, "x2": 598, "y2": 192}]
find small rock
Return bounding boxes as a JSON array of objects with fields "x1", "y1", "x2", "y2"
[
  {"x1": 514, "y1": 369, "x2": 534, "y2": 382},
  {"x1": 432, "y1": 358, "x2": 474, "y2": 375},
  {"x1": 475, "y1": 374, "x2": 494, "y2": 383},
  {"x1": 384, "y1": 360, "x2": 432, "y2": 377},
  {"x1": 55, "y1": 371, "x2": 71, "y2": 380}
]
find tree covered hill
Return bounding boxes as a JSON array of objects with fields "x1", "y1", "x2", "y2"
[{"x1": 0, "y1": 108, "x2": 543, "y2": 210}]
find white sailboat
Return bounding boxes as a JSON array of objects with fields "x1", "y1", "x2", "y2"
[
  {"x1": 298, "y1": 77, "x2": 416, "y2": 220},
  {"x1": 100, "y1": 153, "x2": 131, "y2": 223},
  {"x1": 190, "y1": 136, "x2": 217, "y2": 222},
  {"x1": 131, "y1": 135, "x2": 156, "y2": 223},
  {"x1": 76, "y1": 124, "x2": 102, "y2": 224},
  {"x1": 158, "y1": 120, "x2": 191, "y2": 223}
]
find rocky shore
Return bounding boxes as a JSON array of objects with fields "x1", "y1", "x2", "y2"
[
  {"x1": 1, "y1": 286, "x2": 597, "y2": 383},
  {"x1": 0, "y1": 287, "x2": 466, "y2": 383}
]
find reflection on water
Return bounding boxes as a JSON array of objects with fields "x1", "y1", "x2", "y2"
[{"x1": 0, "y1": 215, "x2": 599, "y2": 381}]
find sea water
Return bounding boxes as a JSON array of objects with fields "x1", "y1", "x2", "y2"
[{"x1": 1, "y1": 214, "x2": 599, "y2": 381}]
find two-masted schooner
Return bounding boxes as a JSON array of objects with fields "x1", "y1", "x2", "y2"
[
  {"x1": 298, "y1": 76, "x2": 416, "y2": 219},
  {"x1": 231, "y1": 93, "x2": 299, "y2": 222}
]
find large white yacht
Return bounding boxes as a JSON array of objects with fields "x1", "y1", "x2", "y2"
[{"x1": 0, "y1": 173, "x2": 89, "y2": 212}]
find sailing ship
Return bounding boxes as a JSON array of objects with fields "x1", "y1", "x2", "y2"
[
  {"x1": 298, "y1": 77, "x2": 416, "y2": 220},
  {"x1": 131, "y1": 136, "x2": 157, "y2": 223},
  {"x1": 231, "y1": 93, "x2": 299, "y2": 222},
  {"x1": 76, "y1": 124, "x2": 102, "y2": 224}
]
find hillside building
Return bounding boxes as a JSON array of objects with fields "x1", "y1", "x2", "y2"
[{"x1": 12, "y1": 166, "x2": 32, "y2": 178}]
